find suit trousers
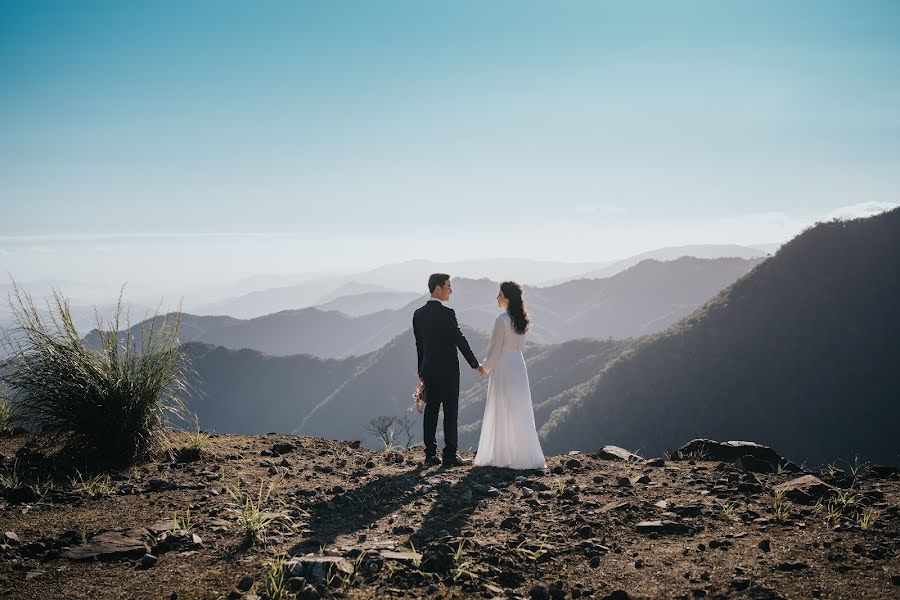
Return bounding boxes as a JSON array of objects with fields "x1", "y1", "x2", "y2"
[{"x1": 422, "y1": 372, "x2": 460, "y2": 458}]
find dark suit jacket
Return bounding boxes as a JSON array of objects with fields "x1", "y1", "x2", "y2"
[{"x1": 413, "y1": 299, "x2": 479, "y2": 379}]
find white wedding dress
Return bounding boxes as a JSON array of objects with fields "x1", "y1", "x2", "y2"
[{"x1": 473, "y1": 312, "x2": 546, "y2": 470}]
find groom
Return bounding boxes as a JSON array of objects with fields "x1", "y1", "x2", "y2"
[{"x1": 413, "y1": 274, "x2": 485, "y2": 467}]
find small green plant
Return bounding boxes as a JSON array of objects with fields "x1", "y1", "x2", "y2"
[
  {"x1": 264, "y1": 552, "x2": 288, "y2": 598},
  {"x1": 721, "y1": 500, "x2": 740, "y2": 521},
  {"x1": 187, "y1": 413, "x2": 210, "y2": 453},
  {"x1": 68, "y1": 469, "x2": 113, "y2": 496},
  {"x1": 621, "y1": 450, "x2": 644, "y2": 476},
  {"x1": 515, "y1": 535, "x2": 549, "y2": 561},
  {"x1": 0, "y1": 385, "x2": 11, "y2": 430},
  {"x1": 675, "y1": 444, "x2": 707, "y2": 461},
  {"x1": 450, "y1": 539, "x2": 478, "y2": 582},
  {"x1": 408, "y1": 541, "x2": 423, "y2": 568},
  {"x1": 28, "y1": 477, "x2": 55, "y2": 502},
  {"x1": 843, "y1": 454, "x2": 869, "y2": 488},
  {"x1": 331, "y1": 447, "x2": 350, "y2": 466},
  {"x1": 0, "y1": 458, "x2": 21, "y2": 489},
  {"x1": 325, "y1": 562, "x2": 339, "y2": 586},
  {"x1": 80, "y1": 526, "x2": 88, "y2": 544},
  {"x1": 225, "y1": 478, "x2": 285, "y2": 543},
  {"x1": 772, "y1": 488, "x2": 790, "y2": 522},
  {"x1": 555, "y1": 478, "x2": 566, "y2": 496},
  {"x1": 172, "y1": 507, "x2": 193, "y2": 532},
  {"x1": 858, "y1": 507, "x2": 878, "y2": 531},
  {"x1": 834, "y1": 490, "x2": 861, "y2": 510}
]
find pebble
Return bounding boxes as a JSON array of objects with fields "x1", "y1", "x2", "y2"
[
  {"x1": 237, "y1": 576, "x2": 254, "y2": 591},
  {"x1": 140, "y1": 554, "x2": 158, "y2": 568},
  {"x1": 530, "y1": 584, "x2": 550, "y2": 600}
]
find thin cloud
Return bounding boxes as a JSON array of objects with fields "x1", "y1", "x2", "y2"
[{"x1": 823, "y1": 201, "x2": 898, "y2": 221}]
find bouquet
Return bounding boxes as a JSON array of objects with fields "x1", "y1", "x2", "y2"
[{"x1": 412, "y1": 379, "x2": 426, "y2": 414}]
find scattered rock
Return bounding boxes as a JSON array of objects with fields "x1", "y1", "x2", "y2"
[
  {"x1": 774, "y1": 475, "x2": 836, "y2": 505},
  {"x1": 530, "y1": 584, "x2": 550, "y2": 600},
  {"x1": 674, "y1": 439, "x2": 798, "y2": 472},
  {"x1": 140, "y1": 553, "x2": 158, "y2": 569},
  {"x1": 237, "y1": 576, "x2": 254, "y2": 591},
  {"x1": 285, "y1": 555, "x2": 353, "y2": 584},
  {"x1": 3, "y1": 531, "x2": 20, "y2": 544},
  {"x1": 596, "y1": 446, "x2": 642, "y2": 462},
  {"x1": 601, "y1": 591, "x2": 631, "y2": 600},
  {"x1": 272, "y1": 442, "x2": 296, "y2": 455},
  {"x1": 635, "y1": 520, "x2": 694, "y2": 535},
  {"x1": 380, "y1": 550, "x2": 420, "y2": 565},
  {"x1": 735, "y1": 454, "x2": 777, "y2": 473},
  {"x1": 63, "y1": 528, "x2": 153, "y2": 561},
  {"x1": 730, "y1": 578, "x2": 751, "y2": 591},
  {"x1": 499, "y1": 570, "x2": 525, "y2": 587}
]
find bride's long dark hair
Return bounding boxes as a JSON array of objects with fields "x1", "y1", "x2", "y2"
[{"x1": 501, "y1": 281, "x2": 530, "y2": 335}]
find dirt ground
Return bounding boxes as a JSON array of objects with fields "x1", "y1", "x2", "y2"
[{"x1": 1, "y1": 431, "x2": 898, "y2": 600}]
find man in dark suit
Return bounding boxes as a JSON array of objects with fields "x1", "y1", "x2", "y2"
[{"x1": 413, "y1": 273, "x2": 485, "y2": 467}]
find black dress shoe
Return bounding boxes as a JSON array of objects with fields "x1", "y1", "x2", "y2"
[
  {"x1": 424, "y1": 455, "x2": 441, "y2": 466},
  {"x1": 442, "y1": 454, "x2": 471, "y2": 467}
]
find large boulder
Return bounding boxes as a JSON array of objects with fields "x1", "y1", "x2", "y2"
[{"x1": 673, "y1": 439, "x2": 798, "y2": 471}]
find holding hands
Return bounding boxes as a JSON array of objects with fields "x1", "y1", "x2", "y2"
[{"x1": 477, "y1": 365, "x2": 487, "y2": 377}]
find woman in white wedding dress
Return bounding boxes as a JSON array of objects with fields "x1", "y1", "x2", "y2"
[{"x1": 473, "y1": 281, "x2": 546, "y2": 471}]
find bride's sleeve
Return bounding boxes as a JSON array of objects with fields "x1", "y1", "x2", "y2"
[{"x1": 481, "y1": 314, "x2": 506, "y2": 374}]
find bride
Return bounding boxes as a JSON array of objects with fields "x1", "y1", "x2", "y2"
[{"x1": 473, "y1": 281, "x2": 546, "y2": 471}]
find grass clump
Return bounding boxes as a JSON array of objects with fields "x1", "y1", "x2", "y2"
[
  {"x1": 0, "y1": 283, "x2": 188, "y2": 463},
  {"x1": 0, "y1": 458, "x2": 21, "y2": 489},
  {"x1": 68, "y1": 468, "x2": 114, "y2": 496},
  {"x1": 0, "y1": 386, "x2": 11, "y2": 430},
  {"x1": 225, "y1": 477, "x2": 287, "y2": 544}
]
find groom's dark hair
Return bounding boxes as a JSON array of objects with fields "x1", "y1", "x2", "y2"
[{"x1": 428, "y1": 273, "x2": 450, "y2": 293}]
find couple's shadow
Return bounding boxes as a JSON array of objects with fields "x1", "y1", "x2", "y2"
[{"x1": 290, "y1": 461, "x2": 527, "y2": 554}]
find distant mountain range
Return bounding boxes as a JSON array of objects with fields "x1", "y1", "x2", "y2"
[
  {"x1": 192, "y1": 246, "x2": 772, "y2": 318},
  {"x1": 539, "y1": 208, "x2": 900, "y2": 467},
  {"x1": 89, "y1": 256, "x2": 762, "y2": 358},
  {"x1": 181, "y1": 328, "x2": 631, "y2": 450},
  {"x1": 315, "y1": 290, "x2": 421, "y2": 317},
  {"x1": 571, "y1": 243, "x2": 771, "y2": 281}
]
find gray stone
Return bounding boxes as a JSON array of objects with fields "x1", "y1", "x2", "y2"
[
  {"x1": 140, "y1": 553, "x2": 158, "y2": 568},
  {"x1": 596, "y1": 446, "x2": 643, "y2": 462},
  {"x1": 64, "y1": 528, "x2": 153, "y2": 561},
  {"x1": 635, "y1": 520, "x2": 694, "y2": 535},
  {"x1": 285, "y1": 555, "x2": 353, "y2": 584},
  {"x1": 237, "y1": 575, "x2": 254, "y2": 591},
  {"x1": 774, "y1": 475, "x2": 836, "y2": 505}
]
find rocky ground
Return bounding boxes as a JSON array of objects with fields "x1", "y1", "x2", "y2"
[{"x1": 1, "y1": 431, "x2": 899, "y2": 600}]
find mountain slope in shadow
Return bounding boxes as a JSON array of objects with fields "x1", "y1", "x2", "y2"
[{"x1": 540, "y1": 208, "x2": 900, "y2": 466}]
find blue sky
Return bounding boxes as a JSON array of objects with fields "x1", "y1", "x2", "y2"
[{"x1": 1, "y1": 0, "x2": 899, "y2": 284}]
